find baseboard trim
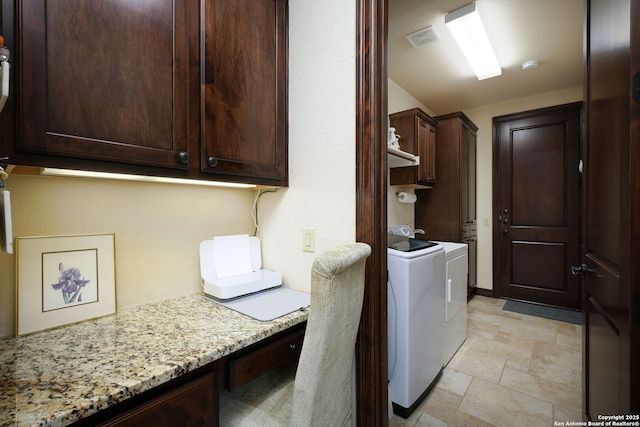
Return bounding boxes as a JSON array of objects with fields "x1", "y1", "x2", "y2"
[{"x1": 474, "y1": 288, "x2": 496, "y2": 298}]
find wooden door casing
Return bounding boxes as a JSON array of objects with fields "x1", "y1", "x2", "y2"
[
  {"x1": 494, "y1": 103, "x2": 582, "y2": 309},
  {"x1": 583, "y1": 0, "x2": 640, "y2": 416}
]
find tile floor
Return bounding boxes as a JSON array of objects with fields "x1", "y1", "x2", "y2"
[{"x1": 389, "y1": 295, "x2": 583, "y2": 427}]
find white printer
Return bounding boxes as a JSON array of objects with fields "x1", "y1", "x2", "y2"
[{"x1": 199, "y1": 234, "x2": 282, "y2": 300}]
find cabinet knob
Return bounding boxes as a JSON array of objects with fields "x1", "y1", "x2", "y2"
[
  {"x1": 178, "y1": 151, "x2": 189, "y2": 164},
  {"x1": 289, "y1": 344, "x2": 297, "y2": 352},
  {"x1": 207, "y1": 156, "x2": 218, "y2": 168}
]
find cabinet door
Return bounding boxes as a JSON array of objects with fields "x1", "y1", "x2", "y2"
[
  {"x1": 416, "y1": 118, "x2": 436, "y2": 185},
  {"x1": 202, "y1": 0, "x2": 288, "y2": 186},
  {"x1": 462, "y1": 235, "x2": 477, "y2": 291},
  {"x1": 466, "y1": 126, "x2": 477, "y2": 224},
  {"x1": 17, "y1": 0, "x2": 192, "y2": 169},
  {"x1": 97, "y1": 372, "x2": 216, "y2": 427}
]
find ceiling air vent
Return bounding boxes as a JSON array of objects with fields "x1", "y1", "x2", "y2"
[{"x1": 406, "y1": 26, "x2": 439, "y2": 48}]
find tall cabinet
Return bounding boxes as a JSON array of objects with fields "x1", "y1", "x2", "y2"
[{"x1": 415, "y1": 112, "x2": 478, "y2": 294}]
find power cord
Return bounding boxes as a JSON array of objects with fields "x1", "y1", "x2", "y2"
[{"x1": 252, "y1": 189, "x2": 278, "y2": 237}]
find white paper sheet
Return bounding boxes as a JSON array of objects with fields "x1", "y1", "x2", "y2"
[{"x1": 213, "y1": 234, "x2": 254, "y2": 279}]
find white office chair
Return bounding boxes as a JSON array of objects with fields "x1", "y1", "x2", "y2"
[{"x1": 219, "y1": 242, "x2": 371, "y2": 427}]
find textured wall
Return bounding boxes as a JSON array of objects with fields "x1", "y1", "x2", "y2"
[
  {"x1": 258, "y1": 0, "x2": 357, "y2": 292},
  {"x1": 0, "y1": 174, "x2": 254, "y2": 337}
]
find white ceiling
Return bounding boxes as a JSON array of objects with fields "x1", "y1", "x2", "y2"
[{"x1": 388, "y1": 0, "x2": 584, "y2": 115}]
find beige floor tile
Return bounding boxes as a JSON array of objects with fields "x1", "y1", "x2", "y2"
[
  {"x1": 494, "y1": 330, "x2": 538, "y2": 352},
  {"x1": 469, "y1": 335, "x2": 533, "y2": 366},
  {"x1": 554, "y1": 404, "x2": 583, "y2": 423},
  {"x1": 500, "y1": 366, "x2": 581, "y2": 410},
  {"x1": 556, "y1": 330, "x2": 582, "y2": 351},
  {"x1": 436, "y1": 368, "x2": 473, "y2": 396},
  {"x1": 419, "y1": 386, "x2": 463, "y2": 423},
  {"x1": 498, "y1": 316, "x2": 557, "y2": 343},
  {"x1": 413, "y1": 412, "x2": 448, "y2": 427},
  {"x1": 529, "y1": 358, "x2": 581, "y2": 387},
  {"x1": 467, "y1": 309, "x2": 506, "y2": 327},
  {"x1": 449, "y1": 410, "x2": 497, "y2": 427},
  {"x1": 468, "y1": 318, "x2": 501, "y2": 340},
  {"x1": 505, "y1": 359, "x2": 530, "y2": 373},
  {"x1": 459, "y1": 377, "x2": 553, "y2": 426},
  {"x1": 448, "y1": 346, "x2": 506, "y2": 384},
  {"x1": 531, "y1": 341, "x2": 582, "y2": 372}
]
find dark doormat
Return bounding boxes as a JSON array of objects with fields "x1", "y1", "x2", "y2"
[{"x1": 502, "y1": 300, "x2": 583, "y2": 325}]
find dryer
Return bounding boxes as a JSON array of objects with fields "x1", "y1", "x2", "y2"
[{"x1": 436, "y1": 241, "x2": 468, "y2": 365}]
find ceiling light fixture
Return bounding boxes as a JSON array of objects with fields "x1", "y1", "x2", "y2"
[
  {"x1": 445, "y1": 2, "x2": 502, "y2": 80},
  {"x1": 521, "y1": 59, "x2": 540, "y2": 70}
]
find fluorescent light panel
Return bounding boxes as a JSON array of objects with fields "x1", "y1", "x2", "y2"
[
  {"x1": 41, "y1": 168, "x2": 256, "y2": 189},
  {"x1": 445, "y1": 2, "x2": 501, "y2": 80}
]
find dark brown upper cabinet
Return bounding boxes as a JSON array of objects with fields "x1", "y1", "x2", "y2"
[
  {"x1": 2, "y1": 0, "x2": 288, "y2": 187},
  {"x1": 201, "y1": 0, "x2": 288, "y2": 184},
  {"x1": 389, "y1": 108, "x2": 437, "y2": 188}
]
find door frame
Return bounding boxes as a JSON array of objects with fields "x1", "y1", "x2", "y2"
[{"x1": 355, "y1": 0, "x2": 388, "y2": 426}]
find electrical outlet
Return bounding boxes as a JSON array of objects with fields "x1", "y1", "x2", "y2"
[{"x1": 303, "y1": 228, "x2": 315, "y2": 252}]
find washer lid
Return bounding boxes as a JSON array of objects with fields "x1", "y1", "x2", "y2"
[
  {"x1": 388, "y1": 241, "x2": 443, "y2": 258},
  {"x1": 388, "y1": 238, "x2": 438, "y2": 252}
]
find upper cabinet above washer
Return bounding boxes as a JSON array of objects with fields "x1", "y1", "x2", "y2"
[{"x1": 389, "y1": 108, "x2": 437, "y2": 188}]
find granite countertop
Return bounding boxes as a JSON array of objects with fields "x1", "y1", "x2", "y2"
[{"x1": 0, "y1": 293, "x2": 308, "y2": 427}]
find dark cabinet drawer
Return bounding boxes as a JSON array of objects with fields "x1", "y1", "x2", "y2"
[
  {"x1": 228, "y1": 327, "x2": 304, "y2": 391},
  {"x1": 96, "y1": 372, "x2": 217, "y2": 427}
]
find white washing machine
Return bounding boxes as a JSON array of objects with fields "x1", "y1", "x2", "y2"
[
  {"x1": 387, "y1": 240, "x2": 445, "y2": 417},
  {"x1": 435, "y1": 241, "x2": 468, "y2": 365}
]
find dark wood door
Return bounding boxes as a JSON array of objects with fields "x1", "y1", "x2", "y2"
[
  {"x1": 16, "y1": 0, "x2": 193, "y2": 169},
  {"x1": 201, "y1": 0, "x2": 288, "y2": 185},
  {"x1": 494, "y1": 103, "x2": 582, "y2": 309},
  {"x1": 582, "y1": 0, "x2": 639, "y2": 416}
]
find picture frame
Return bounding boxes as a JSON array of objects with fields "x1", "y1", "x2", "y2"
[{"x1": 15, "y1": 233, "x2": 117, "y2": 336}]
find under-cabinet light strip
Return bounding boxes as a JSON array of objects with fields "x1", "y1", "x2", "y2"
[{"x1": 40, "y1": 168, "x2": 257, "y2": 189}]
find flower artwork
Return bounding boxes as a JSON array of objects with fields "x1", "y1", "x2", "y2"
[
  {"x1": 41, "y1": 248, "x2": 99, "y2": 312},
  {"x1": 51, "y1": 263, "x2": 91, "y2": 304},
  {"x1": 16, "y1": 233, "x2": 116, "y2": 335}
]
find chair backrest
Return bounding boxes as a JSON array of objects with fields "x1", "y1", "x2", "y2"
[{"x1": 288, "y1": 242, "x2": 371, "y2": 427}]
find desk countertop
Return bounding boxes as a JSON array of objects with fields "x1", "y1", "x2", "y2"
[{"x1": 0, "y1": 293, "x2": 308, "y2": 427}]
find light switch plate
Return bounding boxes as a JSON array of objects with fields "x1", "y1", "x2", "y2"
[{"x1": 302, "y1": 228, "x2": 315, "y2": 253}]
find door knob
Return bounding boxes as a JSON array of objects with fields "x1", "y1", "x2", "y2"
[{"x1": 571, "y1": 264, "x2": 594, "y2": 276}]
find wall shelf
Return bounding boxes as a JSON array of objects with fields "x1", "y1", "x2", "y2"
[{"x1": 387, "y1": 146, "x2": 419, "y2": 168}]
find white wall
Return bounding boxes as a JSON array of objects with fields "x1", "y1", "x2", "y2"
[
  {"x1": 0, "y1": 175, "x2": 255, "y2": 337},
  {"x1": 0, "y1": 0, "x2": 358, "y2": 337},
  {"x1": 259, "y1": 0, "x2": 357, "y2": 292},
  {"x1": 464, "y1": 85, "x2": 583, "y2": 291}
]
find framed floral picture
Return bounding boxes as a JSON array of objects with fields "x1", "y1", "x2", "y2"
[{"x1": 15, "y1": 233, "x2": 116, "y2": 336}]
